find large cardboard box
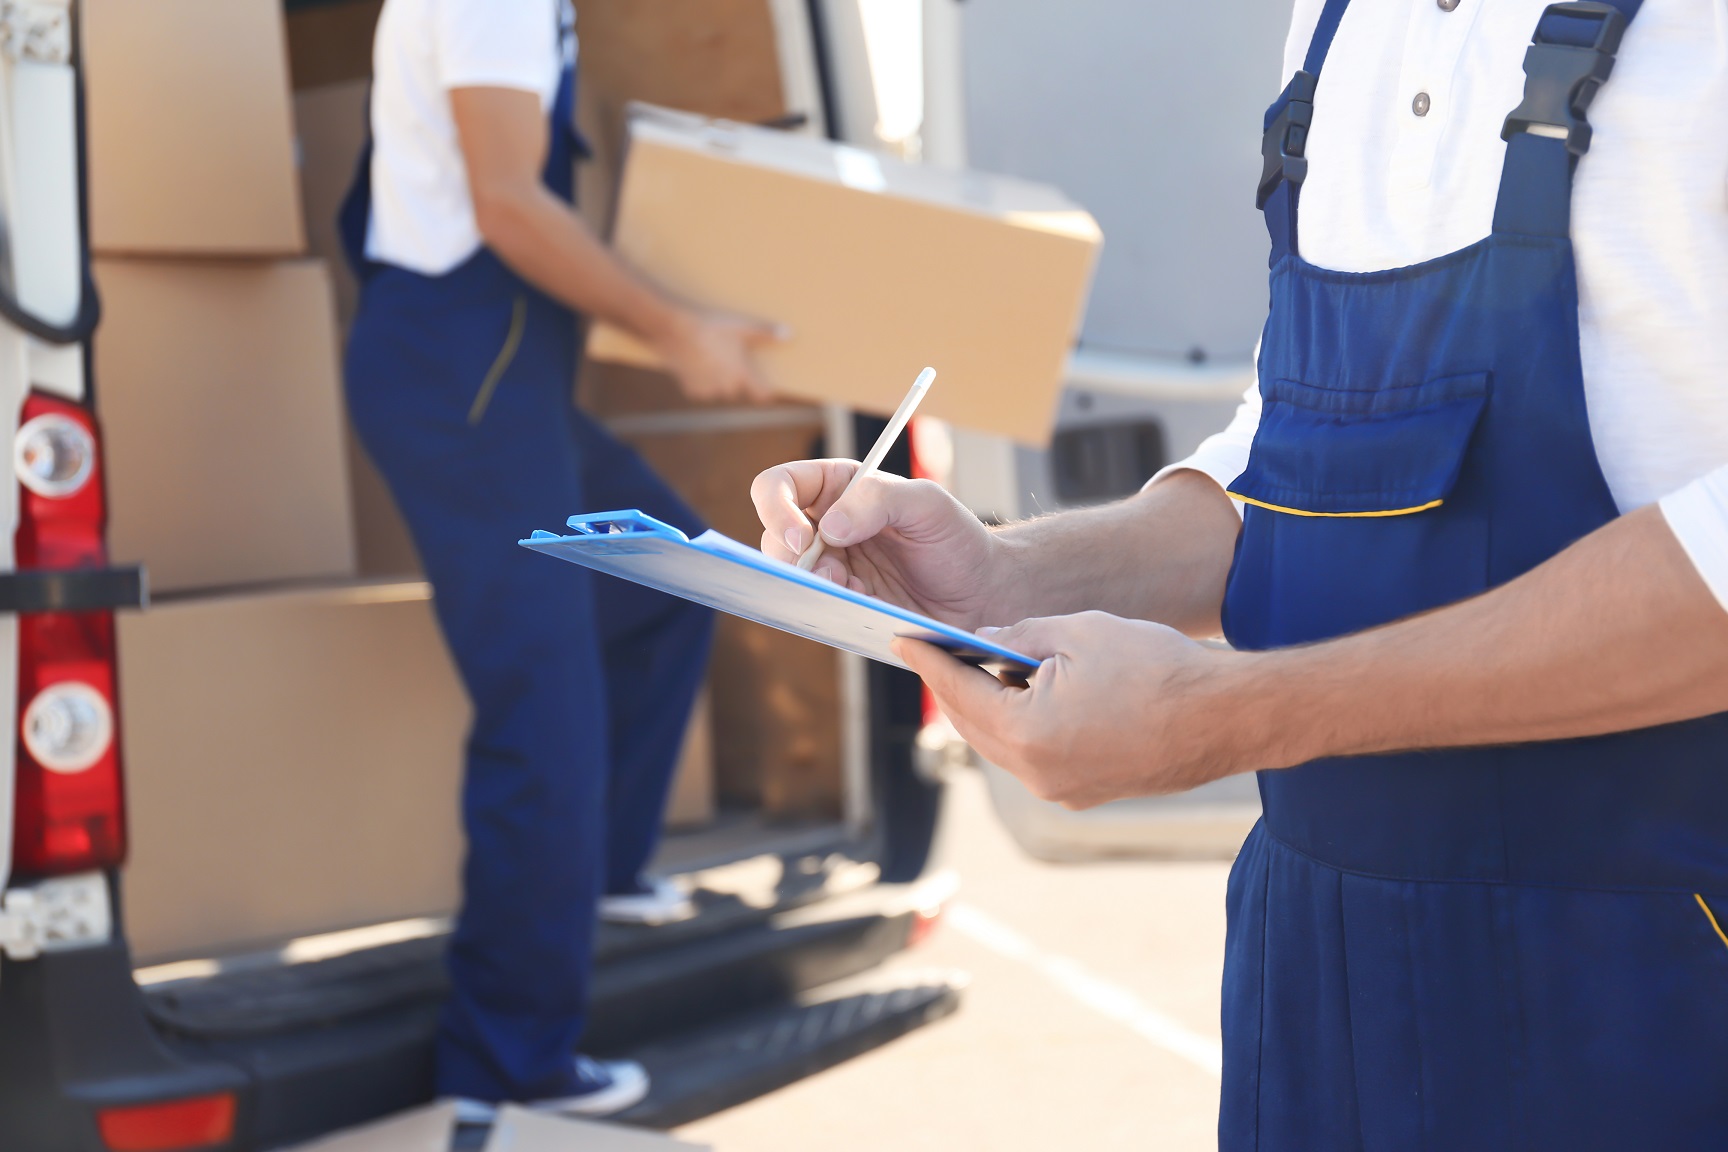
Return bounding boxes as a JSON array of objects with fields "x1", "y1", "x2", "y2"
[
  {"x1": 83, "y1": 0, "x2": 304, "y2": 256},
  {"x1": 120, "y1": 583, "x2": 469, "y2": 963},
  {"x1": 93, "y1": 259, "x2": 357, "y2": 594},
  {"x1": 587, "y1": 107, "x2": 1102, "y2": 445},
  {"x1": 122, "y1": 577, "x2": 724, "y2": 963}
]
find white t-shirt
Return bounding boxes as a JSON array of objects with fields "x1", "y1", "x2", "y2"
[
  {"x1": 1164, "y1": 0, "x2": 1728, "y2": 608},
  {"x1": 365, "y1": 0, "x2": 575, "y2": 274}
]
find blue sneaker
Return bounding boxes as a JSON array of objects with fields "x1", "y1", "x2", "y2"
[{"x1": 449, "y1": 1056, "x2": 650, "y2": 1124}]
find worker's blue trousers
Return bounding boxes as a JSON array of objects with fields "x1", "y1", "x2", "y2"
[
  {"x1": 1219, "y1": 0, "x2": 1728, "y2": 1146},
  {"x1": 344, "y1": 245, "x2": 713, "y2": 1102}
]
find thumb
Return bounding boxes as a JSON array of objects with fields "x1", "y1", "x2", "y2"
[{"x1": 979, "y1": 615, "x2": 1075, "y2": 662}]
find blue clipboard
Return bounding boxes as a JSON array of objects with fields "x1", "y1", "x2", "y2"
[{"x1": 520, "y1": 510, "x2": 1040, "y2": 677}]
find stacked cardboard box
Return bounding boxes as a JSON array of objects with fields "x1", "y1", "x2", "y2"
[
  {"x1": 79, "y1": 0, "x2": 464, "y2": 951},
  {"x1": 83, "y1": 0, "x2": 352, "y2": 589}
]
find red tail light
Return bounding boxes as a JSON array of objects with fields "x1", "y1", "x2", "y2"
[
  {"x1": 97, "y1": 1094, "x2": 236, "y2": 1152},
  {"x1": 11, "y1": 391, "x2": 125, "y2": 878}
]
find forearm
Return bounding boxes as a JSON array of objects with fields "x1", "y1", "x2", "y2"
[
  {"x1": 990, "y1": 469, "x2": 1241, "y2": 636},
  {"x1": 477, "y1": 185, "x2": 687, "y2": 344},
  {"x1": 1234, "y1": 505, "x2": 1728, "y2": 768}
]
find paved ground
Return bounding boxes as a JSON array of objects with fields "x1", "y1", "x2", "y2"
[{"x1": 675, "y1": 770, "x2": 1236, "y2": 1152}]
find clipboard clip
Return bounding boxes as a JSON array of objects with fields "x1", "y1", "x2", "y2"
[{"x1": 561, "y1": 510, "x2": 690, "y2": 541}]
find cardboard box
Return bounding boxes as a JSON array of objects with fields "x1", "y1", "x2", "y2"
[
  {"x1": 665, "y1": 688, "x2": 717, "y2": 830},
  {"x1": 489, "y1": 1107, "x2": 708, "y2": 1151},
  {"x1": 93, "y1": 258, "x2": 357, "y2": 594},
  {"x1": 279, "y1": 1103, "x2": 708, "y2": 1152},
  {"x1": 587, "y1": 107, "x2": 1102, "y2": 445},
  {"x1": 83, "y1": 0, "x2": 305, "y2": 256},
  {"x1": 120, "y1": 583, "x2": 469, "y2": 963},
  {"x1": 281, "y1": 1104, "x2": 455, "y2": 1152},
  {"x1": 614, "y1": 404, "x2": 845, "y2": 821},
  {"x1": 575, "y1": 0, "x2": 823, "y2": 229}
]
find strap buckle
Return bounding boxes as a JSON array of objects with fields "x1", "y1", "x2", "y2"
[
  {"x1": 1257, "y1": 71, "x2": 1318, "y2": 209},
  {"x1": 1500, "y1": 1, "x2": 1629, "y2": 156}
]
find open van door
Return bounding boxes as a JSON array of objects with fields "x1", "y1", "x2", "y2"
[
  {"x1": 935, "y1": 0, "x2": 1294, "y2": 862},
  {"x1": 0, "y1": 0, "x2": 135, "y2": 961}
]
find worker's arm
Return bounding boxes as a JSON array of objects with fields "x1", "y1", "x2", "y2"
[
  {"x1": 896, "y1": 504, "x2": 1728, "y2": 809},
  {"x1": 450, "y1": 86, "x2": 776, "y2": 402},
  {"x1": 751, "y1": 463, "x2": 1242, "y2": 637}
]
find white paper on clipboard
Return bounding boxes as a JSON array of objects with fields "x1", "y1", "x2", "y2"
[{"x1": 520, "y1": 510, "x2": 1040, "y2": 677}]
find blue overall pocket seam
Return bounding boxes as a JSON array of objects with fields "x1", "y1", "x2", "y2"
[
  {"x1": 467, "y1": 294, "x2": 529, "y2": 426},
  {"x1": 1228, "y1": 372, "x2": 1491, "y2": 517}
]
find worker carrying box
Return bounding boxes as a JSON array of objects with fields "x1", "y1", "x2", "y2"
[{"x1": 340, "y1": 0, "x2": 784, "y2": 1124}]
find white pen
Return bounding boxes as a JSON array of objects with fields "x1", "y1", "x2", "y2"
[{"x1": 797, "y1": 367, "x2": 936, "y2": 573}]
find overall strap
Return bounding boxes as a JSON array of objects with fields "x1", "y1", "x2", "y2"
[
  {"x1": 1258, "y1": 0, "x2": 1353, "y2": 264},
  {"x1": 1492, "y1": 0, "x2": 1642, "y2": 238}
]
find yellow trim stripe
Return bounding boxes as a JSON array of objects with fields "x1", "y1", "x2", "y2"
[
  {"x1": 1697, "y1": 894, "x2": 1728, "y2": 952},
  {"x1": 468, "y1": 294, "x2": 528, "y2": 427},
  {"x1": 1226, "y1": 492, "x2": 1445, "y2": 519}
]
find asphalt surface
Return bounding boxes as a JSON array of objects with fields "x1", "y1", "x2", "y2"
[{"x1": 675, "y1": 770, "x2": 1235, "y2": 1151}]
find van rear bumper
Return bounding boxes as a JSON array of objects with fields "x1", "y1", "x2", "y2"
[{"x1": 0, "y1": 873, "x2": 953, "y2": 1151}]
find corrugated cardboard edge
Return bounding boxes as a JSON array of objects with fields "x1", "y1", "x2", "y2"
[
  {"x1": 487, "y1": 1106, "x2": 711, "y2": 1151},
  {"x1": 278, "y1": 1102, "x2": 455, "y2": 1152}
]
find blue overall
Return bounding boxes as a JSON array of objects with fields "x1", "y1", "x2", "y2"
[
  {"x1": 1220, "y1": 1, "x2": 1728, "y2": 1146},
  {"x1": 339, "y1": 32, "x2": 714, "y2": 1102}
]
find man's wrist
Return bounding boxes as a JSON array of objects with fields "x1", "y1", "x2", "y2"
[
  {"x1": 981, "y1": 529, "x2": 1039, "y2": 628},
  {"x1": 1212, "y1": 646, "x2": 1345, "y2": 772}
]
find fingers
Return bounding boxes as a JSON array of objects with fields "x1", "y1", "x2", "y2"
[
  {"x1": 816, "y1": 474, "x2": 957, "y2": 551},
  {"x1": 743, "y1": 318, "x2": 790, "y2": 347},
  {"x1": 740, "y1": 362, "x2": 777, "y2": 403},
  {"x1": 752, "y1": 459, "x2": 861, "y2": 561},
  {"x1": 893, "y1": 638, "x2": 1023, "y2": 766}
]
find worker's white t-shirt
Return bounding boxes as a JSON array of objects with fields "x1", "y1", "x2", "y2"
[
  {"x1": 1164, "y1": 0, "x2": 1728, "y2": 608},
  {"x1": 365, "y1": 0, "x2": 575, "y2": 274}
]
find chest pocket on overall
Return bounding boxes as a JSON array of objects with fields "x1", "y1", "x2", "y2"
[
  {"x1": 1230, "y1": 372, "x2": 1489, "y2": 517},
  {"x1": 1224, "y1": 371, "x2": 1492, "y2": 649}
]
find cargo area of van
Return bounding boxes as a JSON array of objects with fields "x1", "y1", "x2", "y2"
[{"x1": 0, "y1": 3, "x2": 974, "y2": 1147}]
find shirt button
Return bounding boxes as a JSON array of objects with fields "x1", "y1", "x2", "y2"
[
  {"x1": 1437, "y1": 0, "x2": 1460, "y2": 10},
  {"x1": 1412, "y1": 91, "x2": 1432, "y2": 117}
]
